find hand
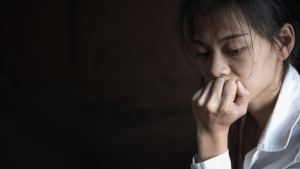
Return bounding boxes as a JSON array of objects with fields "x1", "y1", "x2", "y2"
[
  {"x1": 192, "y1": 78, "x2": 250, "y2": 134},
  {"x1": 191, "y1": 78, "x2": 250, "y2": 161}
]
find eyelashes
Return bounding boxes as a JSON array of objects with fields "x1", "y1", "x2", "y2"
[
  {"x1": 225, "y1": 48, "x2": 243, "y2": 56},
  {"x1": 196, "y1": 48, "x2": 244, "y2": 59},
  {"x1": 196, "y1": 52, "x2": 210, "y2": 59}
]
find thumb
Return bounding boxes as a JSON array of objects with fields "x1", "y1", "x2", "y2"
[{"x1": 235, "y1": 81, "x2": 250, "y2": 106}]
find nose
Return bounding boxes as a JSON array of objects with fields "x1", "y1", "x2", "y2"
[{"x1": 210, "y1": 55, "x2": 230, "y2": 78}]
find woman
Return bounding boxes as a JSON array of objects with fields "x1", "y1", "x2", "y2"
[{"x1": 177, "y1": 0, "x2": 300, "y2": 168}]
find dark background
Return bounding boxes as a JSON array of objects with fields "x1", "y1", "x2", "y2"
[{"x1": 1, "y1": 0, "x2": 201, "y2": 169}]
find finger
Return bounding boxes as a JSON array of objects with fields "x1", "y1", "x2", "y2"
[
  {"x1": 221, "y1": 79, "x2": 237, "y2": 102},
  {"x1": 205, "y1": 78, "x2": 225, "y2": 113},
  {"x1": 235, "y1": 81, "x2": 250, "y2": 106},
  {"x1": 209, "y1": 78, "x2": 226, "y2": 100},
  {"x1": 192, "y1": 88, "x2": 204, "y2": 102},
  {"x1": 216, "y1": 80, "x2": 237, "y2": 114},
  {"x1": 198, "y1": 80, "x2": 214, "y2": 105}
]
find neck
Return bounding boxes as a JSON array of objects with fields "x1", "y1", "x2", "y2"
[
  {"x1": 247, "y1": 63, "x2": 284, "y2": 132},
  {"x1": 247, "y1": 87, "x2": 280, "y2": 131}
]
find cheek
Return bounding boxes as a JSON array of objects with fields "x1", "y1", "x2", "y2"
[
  {"x1": 230, "y1": 59, "x2": 255, "y2": 80},
  {"x1": 236, "y1": 62, "x2": 269, "y2": 97},
  {"x1": 230, "y1": 61, "x2": 258, "y2": 93},
  {"x1": 195, "y1": 60, "x2": 210, "y2": 77}
]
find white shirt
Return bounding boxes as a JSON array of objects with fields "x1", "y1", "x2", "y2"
[{"x1": 191, "y1": 65, "x2": 300, "y2": 169}]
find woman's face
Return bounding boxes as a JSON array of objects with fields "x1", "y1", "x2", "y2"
[{"x1": 191, "y1": 10, "x2": 284, "y2": 107}]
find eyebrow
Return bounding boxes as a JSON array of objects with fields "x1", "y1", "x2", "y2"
[{"x1": 191, "y1": 33, "x2": 249, "y2": 45}]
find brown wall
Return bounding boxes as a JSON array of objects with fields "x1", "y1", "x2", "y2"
[{"x1": 1, "y1": 0, "x2": 200, "y2": 168}]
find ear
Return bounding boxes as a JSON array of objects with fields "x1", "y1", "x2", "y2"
[{"x1": 277, "y1": 23, "x2": 295, "y2": 60}]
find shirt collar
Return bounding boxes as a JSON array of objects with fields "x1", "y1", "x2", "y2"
[{"x1": 257, "y1": 65, "x2": 300, "y2": 152}]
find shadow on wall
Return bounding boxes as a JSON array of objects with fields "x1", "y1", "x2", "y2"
[{"x1": 1, "y1": 0, "x2": 201, "y2": 169}]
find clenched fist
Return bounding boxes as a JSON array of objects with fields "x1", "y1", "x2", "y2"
[{"x1": 191, "y1": 78, "x2": 250, "y2": 161}]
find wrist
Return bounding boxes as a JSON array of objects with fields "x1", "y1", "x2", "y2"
[{"x1": 196, "y1": 128, "x2": 229, "y2": 162}]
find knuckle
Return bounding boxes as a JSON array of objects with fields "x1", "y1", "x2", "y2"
[
  {"x1": 191, "y1": 89, "x2": 203, "y2": 103},
  {"x1": 218, "y1": 100, "x2": 230, "y2": 113},
  {"x1": 206, "y1": 100, "x2": 218, "y2": 113},
  {"x1": 191, "y1": 90, "x2": 201, "y2": 102},
  {"x1": 198, "y1": 99, "x2": 205, "y2": 107},
  {"x1": 191, "y1": 98, "x2": 204, "y2": 109}
]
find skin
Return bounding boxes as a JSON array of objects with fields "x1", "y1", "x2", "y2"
[{"x1": 190, "y1": 9, "x2": 295, "y2": 162}]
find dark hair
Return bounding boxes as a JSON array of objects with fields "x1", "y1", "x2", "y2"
[
  {"x1": 177, "y1": 0, "x2": 300, "y2": 74},
  {"x1": 177, "y1": 0, "x2": 300, "y2": 168}
]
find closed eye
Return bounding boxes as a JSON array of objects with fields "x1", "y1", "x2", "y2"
[
  {"x1": 196, "y1": 52, "x2": 210, "y2": 59},
  {"x1": 225, "y1": 48, "x2": 243, "y2": 56}
]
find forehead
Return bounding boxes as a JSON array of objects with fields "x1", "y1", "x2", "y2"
[{"x1": 194, "y1": 8, "x2": 251, "y2": 39}]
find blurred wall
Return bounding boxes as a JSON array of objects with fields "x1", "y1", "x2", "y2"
[{"x1": 1, "y1": 0, "x2": 200, "y2": 169}]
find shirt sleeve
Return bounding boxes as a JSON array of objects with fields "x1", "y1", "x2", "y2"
[{"x1": 190, "y1": 150, "x2": 231, "y2": 169}]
